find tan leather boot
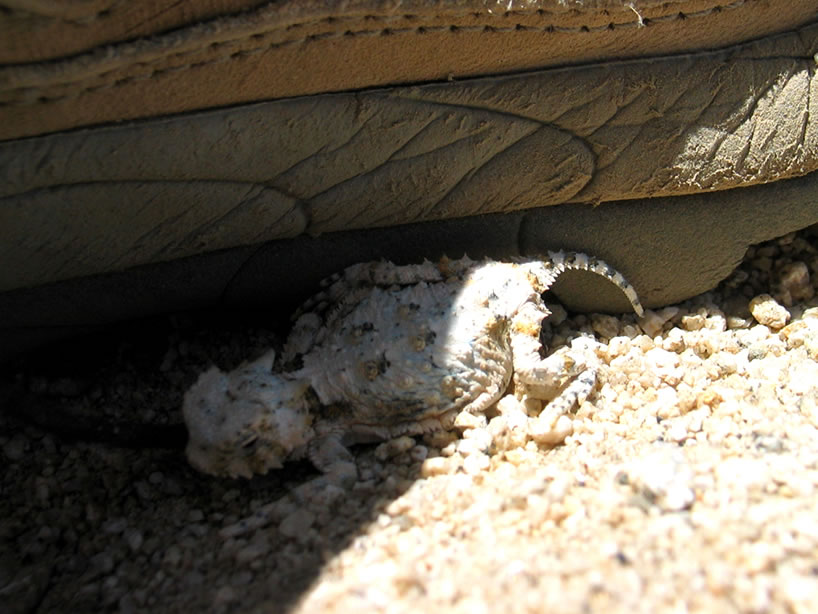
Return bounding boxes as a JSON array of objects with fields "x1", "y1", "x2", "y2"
[{"x1": 2, "y1": 0, "x2": 818, "y2": 358}]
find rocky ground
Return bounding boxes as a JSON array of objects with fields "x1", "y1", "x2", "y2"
[{"x1": 2, "y1": 227, "x2": 818, "y2": 614}]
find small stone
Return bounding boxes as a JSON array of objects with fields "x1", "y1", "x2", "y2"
[
  {"x1": 653, "y1": 386, "x2": 680, "y2": 419},
  {"x1": 409, "y1": 445, "x2": 429, "y2": 462},
  {"x1": 625, "y1": 446, "x2": 695, "y2": 512},
  {"x1": 488, "y1": 412, "x2": 528, "y2": 451},
  {"x1": 528, "y1": 414, "x2": 573, "y2": 445},
  {"x1": 422, "y1": 430, "x2": 458, "y2": 449},
  {"x1": 439, "y1": 441, "x2": 457, "y2": 457},
  {"x1": 385, "y1": 495, "x2": 412, "y2": 517},
  {"x1": 681, "y1": 313, "x2": 706, "y2": 331},
  {"x1": 639, "y1": 307, "x2": 679, "y2": 337},
  {"x1": 779, "y1": 319, "x2": 818, "y2": 355},
  {"x1": 645, "y1": 347, "x2": 681, "y2": 385},
  {"x1": 638, "y1": 311, "x2": 664, "y2": 338},
  {"x1": 102, "y1": 518, "x2": 128, "y2": 534},
  {"x1": 726, "y1": 315, "x2": 752, "y2": 329},
  {"x1": 704, "y1": 312, "x2": 727, "y2": 332},
  {"x1": 495, "y1": 394, "x2": 525, "y2": 416},
  {"x1": 162, "y1": 545, "x2": 182, "y2": 567},
  {"x1": 34, "y1": 478, "x2": 50, "y2": 505},
  {"x1": 134, "y1": 481, "x2": 154, "y2": 501},
  {"x1": 486, "y1": 415, "x2": 508, "y2": 438},
  {"x1": 374, "y1": 436, "x2": 416, "y2": 461},
  {"x1": 662, "y1": 328, "x2": 685, "y2": 352},
  {"x1": 3, "y1": 434, "x2": 27, "y2": 461},
  {"x1": 502, "y1": 448, "x2": 532, "y2": 466},
  {"x1": 455, "y1": 437, "x2": 485, "y2": 456},
  {"x1": 752, "y1": 256, "x2": 773, "y2": 271},
  {"x1": 462, "y1": 452, "x2": 490, "y2": 474},
  {"x1": 221, "y1": 489, "x2": 240, "y2": 502},
  {"x1": 462, "y1": 428, "x2": 493, "y2": 452},
  {"x1": 183, "y1": 571, "x2": 205, "y2": 587},
  {"x1": 781, "y1": 575, "x2": 818, "y2": 614},
  {"x1": 420, "y1": 456, "x2": 456, "y2": 477},
  {"x1": 607, "y1": 335, "x2": 631, "y2": 357},
  {"x1": 665, "y1": 420, "x2": 688, "y2": 443},
  {"x1": 591, "y1": 313, "x2": 620, "y2": 339},
  {"x1": 278, "y1": 510, "x2": 315, "y2": 538},
  {"x1": 453, "y1": 412, "x2": 487, "y2": 430},
  {"x1": 141, "y1": 537, "x2": 160, "y2": 555},
  {"x1": 231, "y1": 570, "x2": 254, "y2": 587},
  {"x1": 235, "y1": 538, "x2": 270, "y2": 564},
  {"x1": 804, "y1": 307, "x2": 818, "y2": 319},
  {"x1": 213, "y1": 585, "x2": 236, "y2": 605},
  {"x1": 47, "y1": 377, "x2": 83, "y2": 397},
  {"x1": 124, "y1": 529, "x2": 143, "y2": 552},
  {"x1": 119, "y1": 593, "x2": 139, "y2": 614},
  {"x1": 778, "y1": 261, "x2": 813, "y2": 303},
  {"x1": 188, "y1": 509, "x2": 205, "y2": 523},
  {"x1": 90, "y1": 552, "x2": 115, "y2": 576},
  {"x1": 749, "y1": 294, "x2": 790, "y2": 329}
]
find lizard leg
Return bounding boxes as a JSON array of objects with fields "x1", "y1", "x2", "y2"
[{"x1": 508, "y1": 302, "x2": 600, "y2": 444}]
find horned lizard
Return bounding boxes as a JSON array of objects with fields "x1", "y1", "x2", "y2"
[{"x1": 183, "y1": 252, "x2": 643, "y2": 484}]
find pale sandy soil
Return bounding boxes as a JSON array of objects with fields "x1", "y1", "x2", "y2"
[{"x1": 2, "y1": 228, "x2": 818, "y2": 614}]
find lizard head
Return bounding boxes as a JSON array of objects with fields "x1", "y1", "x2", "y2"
[{"x1": 182, "y1": 351, "x2": 314, "y2": 479}]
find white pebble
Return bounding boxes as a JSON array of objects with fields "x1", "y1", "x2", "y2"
[
  {"x1": 528, "y1": 414, "x2": 573, "y2": 445},
  {"x1": 626, "y1": 446, "x2": 695, "y2": 511},
  {"x1": 463, "y1": 427, "x2": 493, "y2": 451},
  {"x1": 607, "y1": 335, "x2": 631, "y2": 358},
  {"x1": 665, "y1": 420, "x2": 689, "y2": 443},
  {"x1": 781, "y1": 575, "x2": 818, "y2": 614},
  {"x1": 463, "y1": 452, "x2": 490, "y2": 474},
  {"x1": 420, "y1": 456, "x2": 457, "y2": 477},
  {"x1": 454, "y1": 411, "x2": 487, "y2": 430},
  {"x1": 681, "y1": 313, "x2": 706, "y2": 331},
  {"x1": 456, "y1": 437, "x2": 487, "y2": 456},
  {"x1": 645, "y1": 347, "x2": 681, "y2": 384},
  {"x1": 749, "y1": 294, "x2": 790, "y2": 329}
]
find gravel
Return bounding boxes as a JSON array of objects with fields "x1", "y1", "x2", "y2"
[{"x1": 2, "y1": 226, "x2": 818, "y2": 614}]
